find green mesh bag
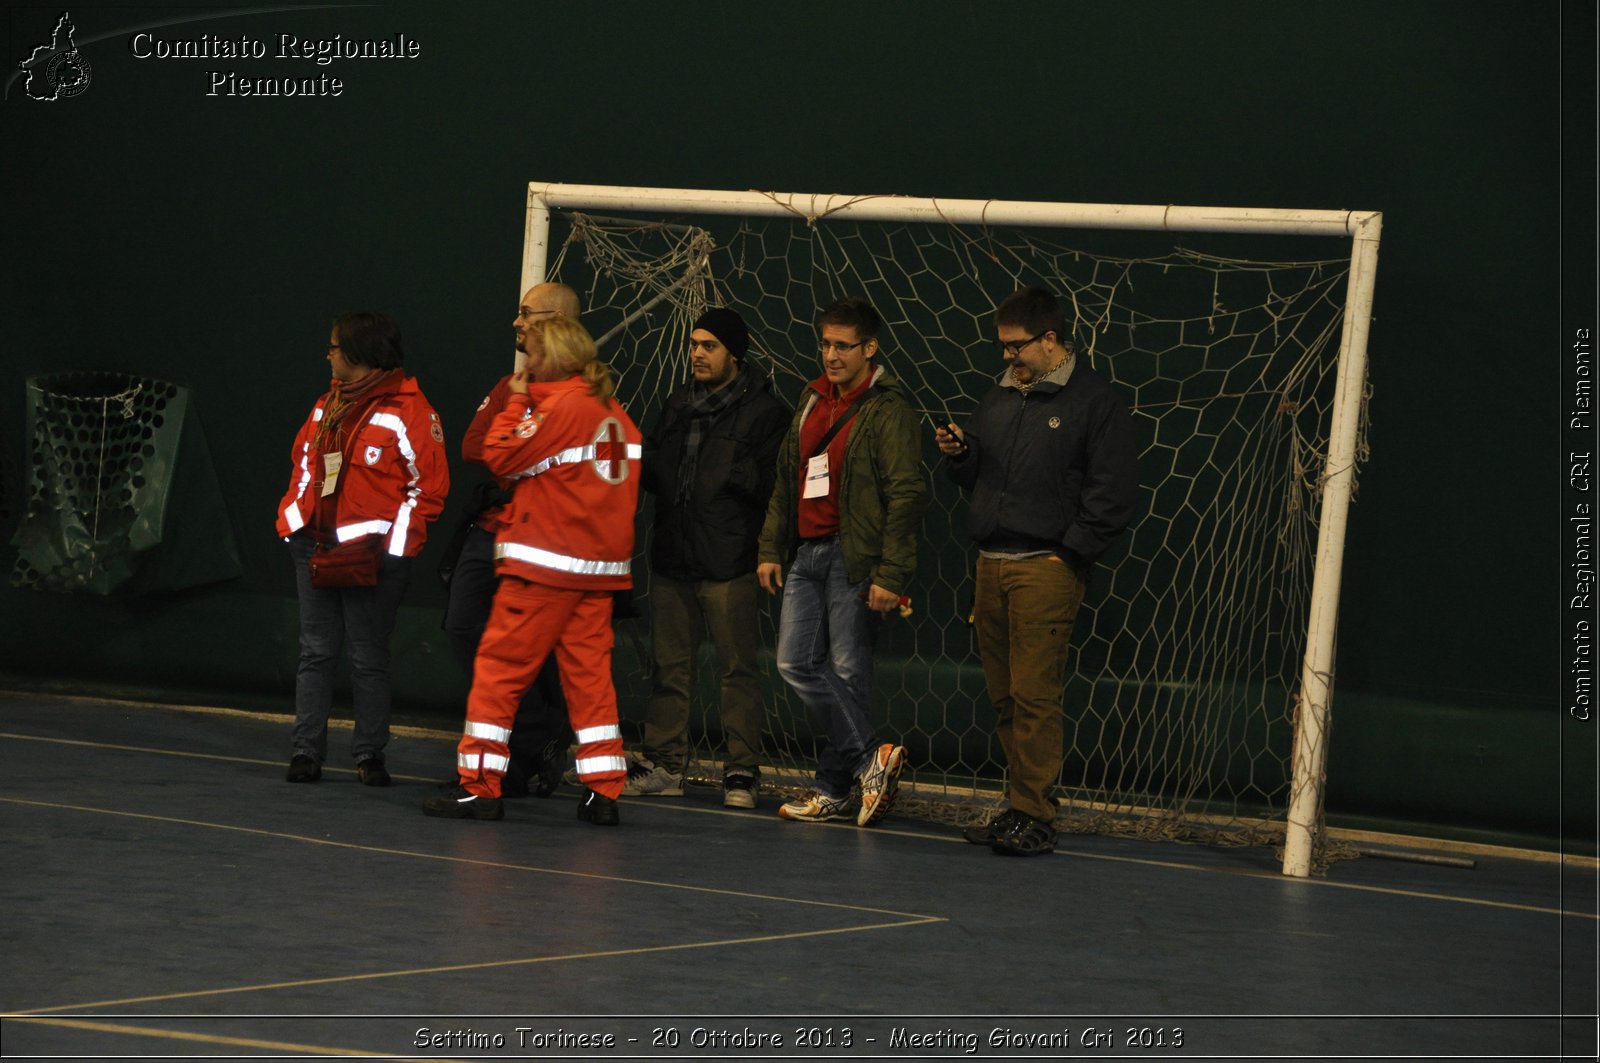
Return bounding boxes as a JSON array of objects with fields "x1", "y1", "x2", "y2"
[{"x1": 11, "y1": 372, "x2": 243, "y2": 594}]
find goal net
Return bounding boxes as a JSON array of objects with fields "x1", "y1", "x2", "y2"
[{"x1": 525, "y1": 185, "x2": 1378, "y2": 874}]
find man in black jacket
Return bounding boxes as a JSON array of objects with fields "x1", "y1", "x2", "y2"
[
  {"x1": 936, "y1": 287, "x2": 1139, "y2": 855},
  {"x1": 627, "y1": 308, "x2": 790, "y2": 808}
]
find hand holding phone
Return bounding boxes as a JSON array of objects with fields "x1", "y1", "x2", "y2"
[{"x1": 929, "y1": 413, "x2": 967, "y2": 455}]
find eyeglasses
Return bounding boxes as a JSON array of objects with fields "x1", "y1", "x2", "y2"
[
  {"x1": 818, "y1": 340, "x2": 866, "y2": 355},
  {"x1": 516, "y1": 307, "x2": 559, "y2": 321},
  {"x1": 995, "y1": 331, "x2": 1050, "y2": 357}
]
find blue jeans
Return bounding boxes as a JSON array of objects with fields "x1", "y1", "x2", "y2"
[
  {"x1": 774, "y1": 537, "x2": 882, "y2": 798},
  {"x1": 288, "y1": 535, "x2": 410, "y2": 764}
]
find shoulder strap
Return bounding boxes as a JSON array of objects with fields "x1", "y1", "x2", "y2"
[{"x1": 807, "y1": 388, "x2": 870, "y2": 459}]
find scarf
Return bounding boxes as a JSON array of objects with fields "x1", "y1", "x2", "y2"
[
  {"x1": 312, "y1": 368, "x2": 400, "y2": 454},
  {"x1": 675, "y1": 376, "x2": 743, "y2": 505}
]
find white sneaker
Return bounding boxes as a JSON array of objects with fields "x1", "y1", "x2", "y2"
[
  {"x1": 778, "y1": 789, "x2": 850, "y2": 822},
  {"x1": 722, "y1": 772, "x2": 758, "y2": 809},
  {"x1": 856, "y1": 743, "x2": 907, "y2": 827}
]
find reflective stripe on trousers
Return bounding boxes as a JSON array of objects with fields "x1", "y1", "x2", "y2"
[{"x1": 455, "y1": 578, "x2": 626, "y2": 800}]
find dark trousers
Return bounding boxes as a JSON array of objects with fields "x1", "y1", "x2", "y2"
[
  {"x1": 442, "y1": 525, "x2": 568, "y2": 772},
  {"x1": 289, "y1": 535, "x2": 409, "y2": 764},
  {"x1": 645, "y1": 571, "x2": 764, "y2": 777}
]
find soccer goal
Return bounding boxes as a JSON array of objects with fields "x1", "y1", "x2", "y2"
[{"x1": 520, "y1": 182, "x2": 1380, "y2": 878}]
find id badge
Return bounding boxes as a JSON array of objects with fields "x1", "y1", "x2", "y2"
[
  {"x1": 321, "y1": 451, "x2": 343, "y2": 498},
  {"x1": 803, "y1": 453, "x2": 830, "y2": 499}
]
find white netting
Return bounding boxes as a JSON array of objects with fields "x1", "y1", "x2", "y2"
[{"x1": 545, "y1": 208, "x2": 1364, "y2": 862}]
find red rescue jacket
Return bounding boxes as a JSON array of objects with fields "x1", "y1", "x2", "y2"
[
  {"x1": 479, "y1": 376, "x2": 641, "y2": 590},
  {"x1": 275, "y1": 373, "x2": 450, "y2": 557}
]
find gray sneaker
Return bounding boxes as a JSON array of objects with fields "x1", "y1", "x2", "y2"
[{"x1": 621, "y1": 754, "x2": 684, "y2": 797}]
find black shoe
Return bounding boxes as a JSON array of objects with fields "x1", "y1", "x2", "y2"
[
  {"x1": 422, "y1": 786, "x2": 504, "y2": 821},
  {"x1": 286, "y1": 754, "x2": 321, "y2": 783},
  {"x1": 990, "y1": 812, "x2": 1057, "y2": 856},
  {"x1": 356, "y1": 758, "x2": 391, "y2": 787},
  {"x1": 576, "y1": 789, "x2": 619, "y2": 826},
  {"x1": 962, "y1": 808, "x2": 1023, "y2": 845}
]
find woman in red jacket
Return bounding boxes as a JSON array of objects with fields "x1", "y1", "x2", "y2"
[
  {"x1": 424, "y1": 315, "x2": 640, "y2": 825},
  {"x1": 275, "y1": 312, "x2": 449, "y2": 786}
]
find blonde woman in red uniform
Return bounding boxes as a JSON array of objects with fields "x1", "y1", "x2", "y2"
[{"x1": 425, "y1": 315, "x2": 641, "y2": 825}]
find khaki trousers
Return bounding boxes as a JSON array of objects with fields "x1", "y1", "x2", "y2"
[
  {"x1": 974, "y1": 554, "x2": 1087, "y2": 822},
  {"x1": 645, "y1": 572, "x2": 764, "y2": 777}
]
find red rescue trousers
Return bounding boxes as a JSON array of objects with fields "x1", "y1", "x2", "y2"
[{"x1": 456, "y1": 575, "x2": 627, "y2": 800}]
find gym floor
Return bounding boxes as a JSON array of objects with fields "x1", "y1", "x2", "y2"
[{"x1": 1, "y1": 691, "x2": 1594, "y2": 1061}]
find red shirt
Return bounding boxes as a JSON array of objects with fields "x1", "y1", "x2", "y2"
[{"x1": 797, "y1": 372, "x2": 873, "y2": 539}]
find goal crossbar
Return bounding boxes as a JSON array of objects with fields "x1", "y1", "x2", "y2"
[{"x1": 521, "y1": 181, "x2": 1383, "y2": 879}]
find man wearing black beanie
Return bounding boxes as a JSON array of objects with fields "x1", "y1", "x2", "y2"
[{"x1": 627, "y1": 307, "x2": 790, "y2": 808}]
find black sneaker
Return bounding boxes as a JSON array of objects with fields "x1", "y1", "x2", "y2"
[
  {"x1": 356, "y1": 758, "x2": 391, "y2": 787},
  {"x1": 990, "y1": 812, "x2": 1057, "y2": 856},
  {"x1": 286, "y1": 754, "x2": 321, "y2": 783},
  {"x1": 576, "y1": 789, "x2": 619, "y2": 826},
  {"x1": 962, "y1": 808, "x2": 1022, "y2": 845},
  {"x1": 422, "y1": 786, "x2": 504, "y2": 821}
]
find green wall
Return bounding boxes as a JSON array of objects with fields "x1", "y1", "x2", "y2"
[{"x1": 1, "y1": 0, "x2": 1592, "y2": 849}]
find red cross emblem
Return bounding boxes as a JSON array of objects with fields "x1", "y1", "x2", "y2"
[{"x1": 591, "y1": 417, "x2": 632, "y2": 484}]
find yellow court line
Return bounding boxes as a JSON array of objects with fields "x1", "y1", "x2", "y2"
[
  {"x1": 0, "y1": 803, "x2": 942, "y2": 1015},
  {"x1": 8, "y1": 691, "x2": 1595, "y2": 868},
  {"x1": 848, "y1": 821, "x2": 1599, "y2": 921},
  {"x1": 0, "y1": 730, "x2": 441, "y2": 781},
  {"x1": 0, "y1": 1016, "x2": 446, "y2": 1060},
  {"x1": 3, "y1": 733, "x2": 1593, "y2": 923},
  {"x1": 1050, "y1": 848, "x2": 1600, "y2": 920},
  {"x1": 0, "y1": 797, "x2": 938, "y2": 921},
  {"x1": 0, "y1": 691, "x2": 459, "y2": 741},
  {"x1": 6, "y1": 918, "x2": 939, "y2": 1015}
]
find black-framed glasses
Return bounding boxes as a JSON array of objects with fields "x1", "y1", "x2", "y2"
[
  {"x1": 995, "y1": 330, "x2": 1049, "y2": 357},
  {"x1": 516, "y1": 307, "x2": 559, "y2": 321},
  {"x1": 818, "y1": 339, "x2": 866, "y2": 355}
]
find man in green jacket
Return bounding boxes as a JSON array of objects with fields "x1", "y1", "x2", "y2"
[{"x1": 757, "y1": 297, "x2": 929, "y2": 827}]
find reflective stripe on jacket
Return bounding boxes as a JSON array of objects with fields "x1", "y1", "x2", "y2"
[
  {"x1": 478, "y1": 376, "x2": 641, "y2": 590},
  {"x1": 275, "y1": 375, "x2": 449, "y2": 557}
]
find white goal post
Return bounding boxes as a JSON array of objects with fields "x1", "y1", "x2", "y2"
[{"x1": 520, "y1": 181, "x2": 1381, "y2": 879}]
